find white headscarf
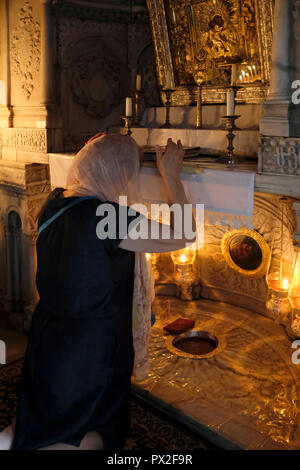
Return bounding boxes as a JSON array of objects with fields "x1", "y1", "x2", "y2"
[{"x1": 66, "y1": 133, "x2": 154, "y2": 381}]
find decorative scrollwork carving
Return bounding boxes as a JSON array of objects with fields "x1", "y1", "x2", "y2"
[
  {"x1": 70, "y1": 46, "x2": 124, "y2": 119},
  {"x1": 10, "y1": 2, "x2": 41, "y2": 99}
]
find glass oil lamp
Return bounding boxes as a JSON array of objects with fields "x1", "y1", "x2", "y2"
[
  {"x1": 289, "y1": 250, "x2": 300, "y2": 337},
  {"x1": 171, "y1": 247, "x2": 196, "y2": 301},
  {"x1": 266, "y1": 198, "x2": 293, "y2": 324}
]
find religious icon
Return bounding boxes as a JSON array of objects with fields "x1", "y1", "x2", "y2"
[
  {"x1": 228, "y1": 235, "x2": 262, "y2": 271},
  {"x1": 221, "y1": 229, "x2": 270, "y2": 278},
  {"x1": 164, "y1": 0, "x2": 262, "y2": 87}
]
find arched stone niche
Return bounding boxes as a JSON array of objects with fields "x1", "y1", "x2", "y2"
[
  {"x1": 58, "y1": 18, "x2": 129, "y2": 149},
  {"x1": 154, "y1": 192, "x2": 297, "y2": 322}
]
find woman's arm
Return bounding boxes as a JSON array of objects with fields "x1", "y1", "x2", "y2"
[{"x1": 119, "y1": 138, "x2": 196, "y2": 253}]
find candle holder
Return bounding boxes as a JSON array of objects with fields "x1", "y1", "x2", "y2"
[
  {"x1": 160, "y1": 88, "x2": 175, "y2": 129},
  {"x1": 288, "y1": 249, "x2": 300, "y2": 337},
  {"x1": 121, "y1": 116, "x2": 133, "y2": 136},
  {"x1": 265, "y1": 197, "x2": 294, "y2": 324},
  {"x1": 133, "y1": 90, "x2": 142, "y2": 127},
  {"x1": 216, "y1": 115, "x2": 241, "y2": 165},
  {"x1": 171, "y1": 248, "x2": 196, "y2": 301},
  {"x1": 266, "y1": 286, "x2": 291, "y2": 325}
]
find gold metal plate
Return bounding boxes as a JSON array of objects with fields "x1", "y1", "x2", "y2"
[{"x1": 166, "y1": 329, "x2": 224, "y2": 360}]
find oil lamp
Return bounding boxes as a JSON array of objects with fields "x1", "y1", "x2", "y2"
[
  {"x1": 266, "y1": 198, "x2": 294, "y2": 324},
  {"x1": 171, "y1": 247, "x2": 196, "y2": 301},
  {"x1": 288, "y1": 250, "x2": 300, "y2": 337}
]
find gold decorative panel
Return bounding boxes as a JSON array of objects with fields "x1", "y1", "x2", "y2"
[{"x1": 147, "y1": 0, "x2": 274, "y2": 104}]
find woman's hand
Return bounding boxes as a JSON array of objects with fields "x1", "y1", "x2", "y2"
[{"x1": 155, "y1": 138, "x2": 185, "y2": 181}]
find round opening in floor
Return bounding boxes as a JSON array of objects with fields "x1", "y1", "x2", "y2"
[{"x1": 166, "y1": 330, "x2": 221, "y2": 360}]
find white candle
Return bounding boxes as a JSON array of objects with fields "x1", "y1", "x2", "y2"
[
  {"x1": 136, "y1": 74, "x2": 141, "y2": 91},
  {"x1": 226, "y1": 90, "x2": 235, "y2": 116},
  {"x1": 231, "y1": 64, "x2": 237, "y2": 86},
  {"x1": 125, "y1": 97, "x2": 132, "y2": 117}
]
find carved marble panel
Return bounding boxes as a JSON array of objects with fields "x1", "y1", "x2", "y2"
[
  {"x1": 10, "y1": 1, "x2": 41, "y2": 100},
  {"x1": 0, "y1": 128, "x2": 47, "y2": 153},
  {"x1": 260, "y1": 136, "x2": 300, "y2": 175}
]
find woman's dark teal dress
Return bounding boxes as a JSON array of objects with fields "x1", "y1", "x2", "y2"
[{"x1": 12, "y1": 188, "x2": 137, "y2": 450}]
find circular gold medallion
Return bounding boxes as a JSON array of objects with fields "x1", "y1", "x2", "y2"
[{"x1": 221, "y1": 229, "x2": 270, "y2": 279}]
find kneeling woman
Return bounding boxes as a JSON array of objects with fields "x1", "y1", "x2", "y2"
[{"x1": 0, "y1": 134, "x2": 194, "y2": 450}]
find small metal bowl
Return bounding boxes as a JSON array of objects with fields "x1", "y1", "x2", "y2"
[{"x1": 166, "y1": 330, "x2": 223, "y2": 360}]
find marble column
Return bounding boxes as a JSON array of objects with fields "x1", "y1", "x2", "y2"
[
  {"x1": 40, "y1": 0, "x2": 54, "y2": 106},
  {"x1": 0, "y1": 0, "x2": 13, "y2": 128},
  {"x1": 293, "y1": 201, "x2": 300, "y2": 245},
  {"x1": 294, "y1": 1, "x2": 300, "y2": 80},
  {"x1": 269, "y1": 0, "x2": 290, "y2": 100},
  {"x1": 260, "y1": 0, "x2": 296, "y2": 137}
]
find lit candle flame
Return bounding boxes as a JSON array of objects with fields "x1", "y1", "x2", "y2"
[
  {"x1": 180, "y1": 254, "x2": 187, "y2": 264},
  {"x1": 282, "y1": 278, "x2": 289, "y2": 291}
]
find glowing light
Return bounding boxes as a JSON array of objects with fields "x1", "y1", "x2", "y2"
[
  {"x1": 268, "y1": 276, "x2": 291, "y2": 292},
  {"x1": 180, "y1": 254, "x2": 187, "y2": 264},
  {"x1": 282, "y1": 278, "x2": 289, "y2": 291},
  {"x1": 146, "y1": 253, "x2": 151, "y2": 261},
  {"x1": 171, "y1": 248, "x2": 196, "y2": 266}
]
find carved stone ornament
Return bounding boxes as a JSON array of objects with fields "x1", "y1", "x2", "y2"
[
  {"x1": 10, "y1": 2, "x2": 41, "y2": 99},
  {"x1": 146, "y1": 0, "x2": 274, "y2": 105},
  {"x1": 71, "y1": 48, "x2": 124, "y2": 119},
  {"x1": 260, "y1": 136, "x2": 300, "y2": 176},
  {"x1": 0, "y1": 128, "x2": 47, "y2": 153}
]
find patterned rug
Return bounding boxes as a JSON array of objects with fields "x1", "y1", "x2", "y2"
[{"x1": 0, "y1": 359, "x2": 214, "y2": 450}]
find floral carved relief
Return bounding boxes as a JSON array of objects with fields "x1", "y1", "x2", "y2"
[{"x1": 10, "y1": 2, "x2": 41, "y2": 100}]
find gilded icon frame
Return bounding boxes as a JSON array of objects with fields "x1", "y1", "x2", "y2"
[
  {"x1": 146, "y1": 0, "x2": 274, "y2": 105},
  {"x1": 221, "y1": 228, "x2": 271, "y2": 279}
]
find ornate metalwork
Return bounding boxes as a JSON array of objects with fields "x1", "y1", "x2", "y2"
[
  {"x1": 146, "y1": 0, "x2": 273, "y2": 104},
  {"x1": 165, "y1": 330, "x2": 225, "y2": 360},
  {"x1": 221, "y1": 228, "x2": 271, "y2": 279}
]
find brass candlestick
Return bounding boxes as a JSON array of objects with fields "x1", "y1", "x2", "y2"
[
  {"x1": 217, "y1": 115, "x2": 241, "y2": 165},
  {"x1": 160, "y1": 88, "x2": 175, "y2": 128},
  {"x1": 121, "y1": 116, "x2": 133, "y2": 136},
  {"x1": 133, "y1": 90, "x2": 142, "y2": 126}
]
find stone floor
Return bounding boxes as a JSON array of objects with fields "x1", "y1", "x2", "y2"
[{"x1": 133, "y1": 296, "x2": 300, "y2": 450}]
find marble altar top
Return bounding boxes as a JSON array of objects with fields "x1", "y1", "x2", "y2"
[{"x1": 132, "y1": 297, "x2": 300, "y2": 450}]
